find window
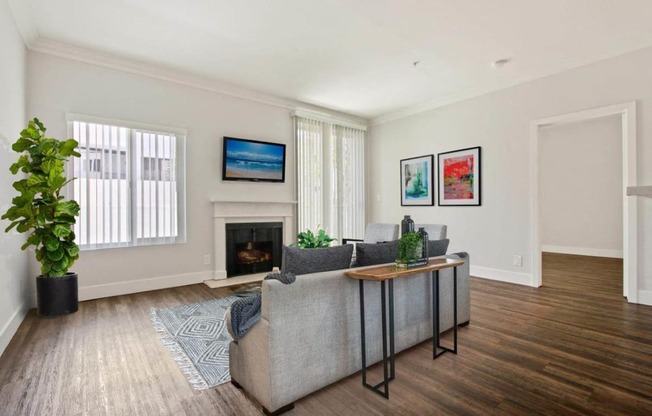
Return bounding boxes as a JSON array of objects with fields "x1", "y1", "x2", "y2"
[
  {"x1": 295, "y1": 114, "x2": 365, "y2": 241},
  {"x1": 66, "y1": 115, "x2": 186, "y2": 249}
]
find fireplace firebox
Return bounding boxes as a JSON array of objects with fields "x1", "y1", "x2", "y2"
[{"x1": 225, "y1": 222, "x2": 283, "y2": 277}]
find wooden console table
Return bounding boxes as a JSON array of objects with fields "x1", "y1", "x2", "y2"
[{"x1": 345, "y1": 258, "x2": 464, "y2": 399}]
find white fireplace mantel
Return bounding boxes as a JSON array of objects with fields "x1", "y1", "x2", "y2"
[{"x1": 209, "y1": 200, "x2": 297, "y2": 280}]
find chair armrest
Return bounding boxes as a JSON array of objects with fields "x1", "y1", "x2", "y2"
[{"x1": 342, "y1": 238, "x2": 363, "y2": 245}]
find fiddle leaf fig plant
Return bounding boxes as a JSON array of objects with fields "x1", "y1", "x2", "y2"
[
  {"x1": 296, "y1": 228, "x2": 337, "y2": 249},
  {"x1": 1, "y1": 118, "x2": 81, "y2": 277}
]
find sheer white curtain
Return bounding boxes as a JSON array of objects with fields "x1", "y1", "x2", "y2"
[{"x1": 295, "y1": 116, "x2": 365, "y2": 242}]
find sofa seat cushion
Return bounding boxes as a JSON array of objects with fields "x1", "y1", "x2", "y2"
[{"x1": 282, "y1": 244, "x2": 354, "y2": 275}]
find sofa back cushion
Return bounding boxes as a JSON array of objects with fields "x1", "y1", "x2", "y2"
[
  {"x1": 282, "y1": 244, "x2": 354, "y2": 275},
  {"x1": 355, "y1": 240, "x2": 399, "y2": 267},
  {"x1": 428, "y1": 239, "x2": 450, "y2": 257}
]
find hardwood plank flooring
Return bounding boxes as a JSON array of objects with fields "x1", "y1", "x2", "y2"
[{"x1": 1, "y1": 253, "x2": 651, "y2": 415}]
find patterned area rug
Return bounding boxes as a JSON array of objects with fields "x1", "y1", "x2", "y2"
[{"x1": 151, "y1": 296, "x2": 239, "y2": 390}]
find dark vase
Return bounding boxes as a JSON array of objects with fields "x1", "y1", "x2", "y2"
[
  {"x1": 36, "y1": 273, "x2": 79, "y2": 317},
  {"x1": 418, "y1": 227, "x2": 429, "y2": 260},
  {"x1": 401, "y1": 215, "x2": 415, "y2": 236}
]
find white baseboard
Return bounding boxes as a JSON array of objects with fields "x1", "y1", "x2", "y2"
[
  {"x1": 541, "y1": 245, "x2": 623, "y2": 259},
  {"x1": 636, "y1": 290, "x2": 652, "y2": 306},
  {"x1": 79, "y1": 271, "x2": 214, "y2": 301},
  {"x1": 0, "y1": 301, "x2": 29, "y2": 359},
  {"x1": 470, "y1": 266, "x2": 533, "y2": 287}
]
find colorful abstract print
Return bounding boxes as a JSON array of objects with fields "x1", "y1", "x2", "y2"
[{"x1": 443, "y1": 154, "x2": 474, "y2": 200}]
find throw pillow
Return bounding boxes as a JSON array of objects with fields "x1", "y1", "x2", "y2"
[
  {"x1": 428, "y1": 238, "x2": 450, "y2": 257},
  {"x1": 282, "y1": 244, "x2": 354, "y2": 275},
  {"x1": 355, "y1": 240, "x2": 399, "y2": 267}
]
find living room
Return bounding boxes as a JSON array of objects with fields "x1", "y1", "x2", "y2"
[{"x1": 1, "y1": 1, "x2": 651, "y2": 415}]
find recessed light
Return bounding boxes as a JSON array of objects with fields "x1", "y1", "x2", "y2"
[{"x1": 491, "y1": 58, "x2": 510, "y2": 69}]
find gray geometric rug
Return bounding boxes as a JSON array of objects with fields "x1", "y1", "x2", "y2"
[{"x1": 151, "y1": 296, "x2": 239, "y2": 390}]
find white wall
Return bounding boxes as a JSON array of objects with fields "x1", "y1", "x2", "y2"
[
  {"x1": 26, "y1": 51, "x2": 362, "y2": 300},
  {"x1": 0, "y1": 0, "x2": 29, "y2": 357},
  {"x1": 540, "y1": 116, "x2": 623, "y2": 258},
  {"x1": 367, "y1": 46, "x2": 652, "y2": 294}
]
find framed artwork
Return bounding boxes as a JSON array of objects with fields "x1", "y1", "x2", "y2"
[
  {"x1": 437, "y1": 146, "x2": 481, "y2": 206},
  {"x1": 400, "y1": 155, "x2": 434, "y2": 206}
]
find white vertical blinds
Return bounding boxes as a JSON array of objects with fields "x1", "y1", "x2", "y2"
[
  {"x1": 66, "y1": 118, "x2": 185, "y2": 250},
  {"x1": 295, "y1": 116, "x2": 365, "y2": 241}
]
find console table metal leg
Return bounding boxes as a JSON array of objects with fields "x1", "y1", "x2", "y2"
[
  {"x1": 358, "y1": 279, "x2": 394, "y2": 399},
  {"x1": 359, "y1": 280, "x2": 367, "y2": 386},
  {"x1": 453, "y1": 266, "x2": 458, "y2": 354},
  {"x1": 433, "y1": 266, "x2": 459, "y2": 358},
  {"x1": 388, "y1": 279, "x2": 395, "y2": 381},
  {"x1": 432, "y1": 270, "x2": 440, "y2": 359}
]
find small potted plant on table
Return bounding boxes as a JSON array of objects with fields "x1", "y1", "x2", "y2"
[{"x1": 396, "y1": 230, "x2": 428, "y2": 269}]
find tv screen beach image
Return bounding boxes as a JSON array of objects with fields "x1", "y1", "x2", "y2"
[{"x1": 224, "y1": 139, "x2": 285, "y2": 181}]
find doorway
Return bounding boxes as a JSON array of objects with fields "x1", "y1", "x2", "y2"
[{"x1": 530, "y1": 102, "x2": 638, "y2": 302}]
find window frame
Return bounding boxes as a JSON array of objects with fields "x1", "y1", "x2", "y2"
[{"x1": 66, "y1": 113, "x2": 187, "y2": 251}]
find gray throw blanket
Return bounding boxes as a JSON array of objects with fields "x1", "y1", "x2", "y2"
[{"x1": 230, "y1": 272, "x2": 296, "y2": 339}]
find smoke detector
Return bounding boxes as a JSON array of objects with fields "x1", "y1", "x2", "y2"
[{"x1": 491, "y1": 58, "x2": 510, "y2": 69}]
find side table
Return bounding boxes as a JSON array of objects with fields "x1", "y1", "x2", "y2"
[{"x1": 345, "y1": 258, "x2": 464, "y2": 399}]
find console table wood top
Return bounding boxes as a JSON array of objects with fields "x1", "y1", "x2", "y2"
[{"x1": 345, "y1": 258, "x2": 464, "y2": 281}]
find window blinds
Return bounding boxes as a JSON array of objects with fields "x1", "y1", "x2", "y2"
[
  {"x1": 67, "y1": 119, "x2": 185, "y2": 249},
  {"x1": 295, "y1": 116, "x2": 365, "y2": 241}
]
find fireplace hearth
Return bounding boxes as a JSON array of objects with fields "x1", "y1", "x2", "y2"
[{"x1": 226, "y1": 222, "x2": 282, "y2": 277}]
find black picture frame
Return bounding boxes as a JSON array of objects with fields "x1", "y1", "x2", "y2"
[
  {"x1": 437, "y1": 146, "x2": 481, "y2": 206},
  {"x1": 400, "y1": 154, "x2": 434, "y2": 206}
]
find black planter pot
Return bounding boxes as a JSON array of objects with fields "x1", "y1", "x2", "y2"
[{"x1": 36, "y1": 273, "x2": 79, "y2": 317}]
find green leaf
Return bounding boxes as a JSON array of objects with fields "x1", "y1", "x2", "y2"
[
  {"x1": 46, "y1": 247, "x2": 65, "y2": 262},
  {"x1": 59, "y1": 139, "x2": 79, "y2": 157},
  {"x1": 45, "y1": 237, "x2": 60, "y2": 251},
  {"x1": 4, "y1": 221, "x2": 20, "y2": 233},
  {"x1": 21, "y1": 234, "x2": 40, "y2": 251},
  {"x1": 11, "y1": 138, "x2": 34, "y2": 153},
  {"x1": 52, "y1": 224, "x2": 71, "y2": 238},
  {"x1": 26, "y1": 174, "x2": 46, "y2": 187},
  {"x1": 33, "y1": 118, "x2": 45, "y2": 131},
  {"x1": 55, "y1": 201, "x2": 80, "y2": 217},
  {"x1": 26, "y1": 126, "x2": 40, "y2": 139},
  {"x1": 55, "y1": 256, "x2": 68, "y2": 271},
  {"x1": 9, "y1": 155, "x2": 30, "y2": 174},
  {"x1": 65, "y1": 244, "x2": 79, "y2": 257}
]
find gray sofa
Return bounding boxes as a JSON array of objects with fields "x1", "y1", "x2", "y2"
[{"x1": 228, "y1": 252, "x2": 470, "y2": 415}]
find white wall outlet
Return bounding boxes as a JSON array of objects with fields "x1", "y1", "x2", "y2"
[
  {"x1": 513, "y1": 255, "x2": 523, "y2": 267},
  {"x1": 203, "y1": 254, "x2": 211, "y2": 265}
]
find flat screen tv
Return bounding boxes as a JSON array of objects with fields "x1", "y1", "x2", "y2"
[{"x1": 222, "y1": 136, "x2": 286, "y2": 183}]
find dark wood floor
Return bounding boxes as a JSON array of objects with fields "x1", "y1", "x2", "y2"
[{"x1": 1, "y1": 253, "x2": 651, "y2": 415}]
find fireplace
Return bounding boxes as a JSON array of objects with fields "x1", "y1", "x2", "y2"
[{"x1": 225, "y1": 222, "x2": 283, "y2": 277}]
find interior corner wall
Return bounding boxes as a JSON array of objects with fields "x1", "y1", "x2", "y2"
[
  {"x1": 540, "y1": 115, "x2": 623, "y2": 258},
  {"x1": 0, "y1": 0, "x2": 30, "y2": 358},
  {"x1": 26, "y1": 51, "x2": 305, "y2": 301},
  {"x1": 367, "y1": 46, "x2": 652, "y2": 293}
]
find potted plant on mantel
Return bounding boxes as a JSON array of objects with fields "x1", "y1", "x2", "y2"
[{"x1": 1, "y1": 118, "x2": 81, "y2": 317}]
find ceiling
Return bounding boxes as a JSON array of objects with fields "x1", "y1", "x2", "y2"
[{"x1": 10, "y1": 0, "x2": 652, "y2": 122}]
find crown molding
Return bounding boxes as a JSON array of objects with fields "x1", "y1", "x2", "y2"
[
  {"x1": 7, "y1": 0, "x2": 38, "y2": 47},
  {"x1": 370, "y1": 42, "x2": 652, "y2": 127},
  {"x1": 28, "y1": 37, "x2": 369, "y2": 127}
]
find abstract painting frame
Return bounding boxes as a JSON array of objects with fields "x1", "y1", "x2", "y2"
[
  {"x1": 437, "y1": 146, "x2": 481, "y2": 206},
  {"x1": 400, "y1": 154, "x2": 434, "y2": 206}
]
